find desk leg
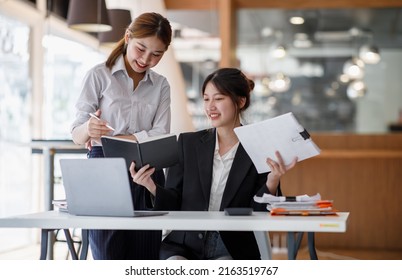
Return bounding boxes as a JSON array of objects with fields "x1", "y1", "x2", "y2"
[
  {"x1": 307, "y1": 232, "x2": 318, "y2": 260},
  {"x1": 80, "y1": 229, "x2": 89, "y2": 260},
  {"x1": 287, "y1": 232, "x2": 318, "y2": 260},
  {"x1": 41, "y1": 230, "x2": 56, "y2": 260},
  {"x1": 40, "y1": 229, "x2": 50, "y2": 260},
  {"x1": 43, "y1": 148, "x2": 55, "y2": 259},
  {"x1": 63, "y1": 229, "x2": 78, "y2": 260},
  {"x1": 287, "y1": 232, "x2": 303, "y2": 260}
]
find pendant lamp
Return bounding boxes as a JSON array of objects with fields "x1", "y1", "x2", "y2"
[
  {"x1": 343, "y1": 57, "x2": 365, "y2": 80},
  {"x1": 359, "y1": 44, "x2": 381, "y2": 64},
  {"x1": 67, "y1": 0, "x2": 112, "y2": 32},
  {"x1": 99, "y1": 9, "x2": 132, "y2": 47}
]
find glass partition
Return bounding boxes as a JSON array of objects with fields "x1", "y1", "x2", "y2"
[
  {"x1": 168, "y1": 7, "x2": 402, "y2": 133},
  {"x1": 236, "y1": 8, "x2": 402, "y2": 133}
]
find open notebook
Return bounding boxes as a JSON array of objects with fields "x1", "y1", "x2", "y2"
[{"x1": 60, "y1": 158, "x2": 168, "y2": 217}]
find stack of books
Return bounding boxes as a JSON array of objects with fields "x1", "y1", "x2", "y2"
[{"x1": 254, "y1": 193, "x2": 337, "y2": 216}]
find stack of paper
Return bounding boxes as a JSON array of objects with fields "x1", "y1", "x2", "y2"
[
  {"x1": 52, "y1": 199, "x2": 68, "y2": 213},
  {"x1": 254, "y1": 193, "x2": 337, "y2": 216}
]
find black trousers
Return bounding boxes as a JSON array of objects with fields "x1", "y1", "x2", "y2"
[{"x1": 87, "y1": 146, "x2": 164, "y2": 260}]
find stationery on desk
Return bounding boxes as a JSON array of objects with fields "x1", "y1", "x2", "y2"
[
  {"x1": 52, "y1": 199, "x2": 68, "y2": 213},
  {"x1": 101, "y1": 134, "x2": 178, "y2": 170},
  {"x1": 254, "y1": 193, "x2": 338, "y2": 216},
  {"x1": 234, "y1": 112, "x2": 321, "y2": 173},
  {"x1": 268, "y1": 200, "x2": 337, "y2": 216}
]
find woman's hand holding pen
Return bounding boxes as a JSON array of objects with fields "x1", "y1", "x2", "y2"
[
  {"x1": 129, "y1": 162, "x2": 157, "y2": 196},
  {"x1": 87, "y1": 109, "x2": 114, "y2": 143},
  {"x1": 265, "y1": 151, "x2": 297, "y2": 194}
]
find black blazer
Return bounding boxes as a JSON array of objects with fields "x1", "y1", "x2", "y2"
[{"x1": 154, "y1": 129, "x2": 279, "y2": 259}]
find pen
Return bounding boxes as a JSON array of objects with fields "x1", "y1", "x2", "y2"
[{"x1": 89, "y1": 113, "x2": 115, "y2": 131}]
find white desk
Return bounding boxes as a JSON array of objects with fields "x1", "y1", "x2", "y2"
[{"x1": 0, "y1": 211, "x2": 349, "y2": 260}]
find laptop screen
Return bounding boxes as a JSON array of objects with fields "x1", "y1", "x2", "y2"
[{"x1": 60, "y1": 158, "x2": 135, "y2": 216}]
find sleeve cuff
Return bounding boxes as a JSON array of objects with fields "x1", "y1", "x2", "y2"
[{"x1": 133, "y1": 130, "x2": 149, "y2": 142}]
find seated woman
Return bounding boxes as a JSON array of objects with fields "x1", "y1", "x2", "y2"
[{"x1": 130, "y1": 68, "x2": 297, "y2": 260}]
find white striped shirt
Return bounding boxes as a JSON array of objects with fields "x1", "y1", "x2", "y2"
[{"x1": 71, "y1": 55, "x2": 171, "y2": 145}]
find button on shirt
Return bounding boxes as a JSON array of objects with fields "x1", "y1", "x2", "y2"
[
  {"x1": 71, "y1": 55, "x2": 171, "y2": 145},
  {"x1": 208, "y1": 133, "x2": 239, "y2": 211}
]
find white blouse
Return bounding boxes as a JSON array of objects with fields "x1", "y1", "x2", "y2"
[{"x1": 208, "y1": 132, "x2": 239, "y2": 211}]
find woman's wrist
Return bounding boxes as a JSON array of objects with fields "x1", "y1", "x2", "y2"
[
  {"x1": 147, "y1": 183, "x2": 157, "y2": 196},
  {"x1": 266, "y1": 178, "x2": 279, "y2": 194}
]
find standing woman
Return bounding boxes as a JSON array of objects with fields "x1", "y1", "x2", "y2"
[
  {"x1": 130, "y1": 68, "x2": 297, "y2": 259},
  {"x1": 70, "y1": 12, "x2": 172, "y2": 260}
]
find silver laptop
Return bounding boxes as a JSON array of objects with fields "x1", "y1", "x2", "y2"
[{"x1": 60, "y1": 158, "x2": 168, "y2": 217}]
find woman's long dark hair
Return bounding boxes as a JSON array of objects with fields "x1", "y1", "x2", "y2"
[{"x1": 105, "y1": 12, "x2": 172, "y2": 69}]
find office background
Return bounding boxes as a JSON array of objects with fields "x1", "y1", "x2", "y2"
[{"x1": 0, "y1": 0, "x2": 401, "y2": 258}]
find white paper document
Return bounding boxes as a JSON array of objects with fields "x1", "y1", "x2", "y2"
[
  {"x1": 253, "y1": 193, "x2": 335, "y2": 215},
  {"x1": 253, "y1": 193, "x2": 322, "y2": 204},
  {"x1": 234, "y1": 112, "x2": 321, "y2": 173}
]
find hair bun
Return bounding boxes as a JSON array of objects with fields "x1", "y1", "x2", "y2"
[{"x1": 248, "y1": 79, "x2": 255, "y2": 91}]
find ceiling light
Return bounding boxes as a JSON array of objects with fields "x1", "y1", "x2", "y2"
[
  {"x1": 272, "y1": 45, "x2": 287, "y2": 58},
  {"x1": 347, "y1": 80, "x2": 367, "y2": 99},
  {"x1": 268, "y1": 73, "x2": 291, "y2": 92},
  {"x1": 290, "y1": 16, "x2": 304, "y2": 25},
  {"x1": 349, "y1": 27, "x2": 362, "y2": 37},
  {"x1": 339, "y1": 74, "x2": 351, "y2": 84},
  {"x1": 359, "y1": 44, "x2": 381, "y2": 64},
  {"x1": 98, "y1": 9, "x2": 132, "y2": 47},
  {"x1": 325, "y1": 87, "x2": 337, "y2": 97},
  {"x1": 293, "y1": 33, "x2": 312, "y2": 48},
  {"x1": 261, "y1": 27, "x2": 274, "y2": 38},
  {"x1": 343, "y1": 57, "x2": 365, "y2": 80},
  {"x1": 294, "y1": 33, "x2": 308, "y2": 40},
  {"x1": 67, "y1": 0, "x2": 112, "y2": 32},
  {"x1": 253, "y1": 78, "x2": 271, "y2": 97}
]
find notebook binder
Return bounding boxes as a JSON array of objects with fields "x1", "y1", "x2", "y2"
[{"x1": 101, "y1": 134, "x2": 178, "y2": 171}]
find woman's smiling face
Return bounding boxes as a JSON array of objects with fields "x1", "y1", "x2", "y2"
[
  {"x1": 124, "y1": 35, "x2": 166, "y2": 73},
  {"x1": 203, "y1": 82, "x2": 239, "y2": 129}
]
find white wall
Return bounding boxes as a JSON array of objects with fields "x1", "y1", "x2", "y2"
[{"x1": 357, "y1": 49, "x2": 402, "y2": 133}]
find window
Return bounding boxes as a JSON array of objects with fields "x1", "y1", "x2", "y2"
[
  {"x1": 0, "y1": 12, "x2": 33, "y2": 252},
  {"x1": 43, "y1": 35, "x2": 105, "y2": 139}
]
